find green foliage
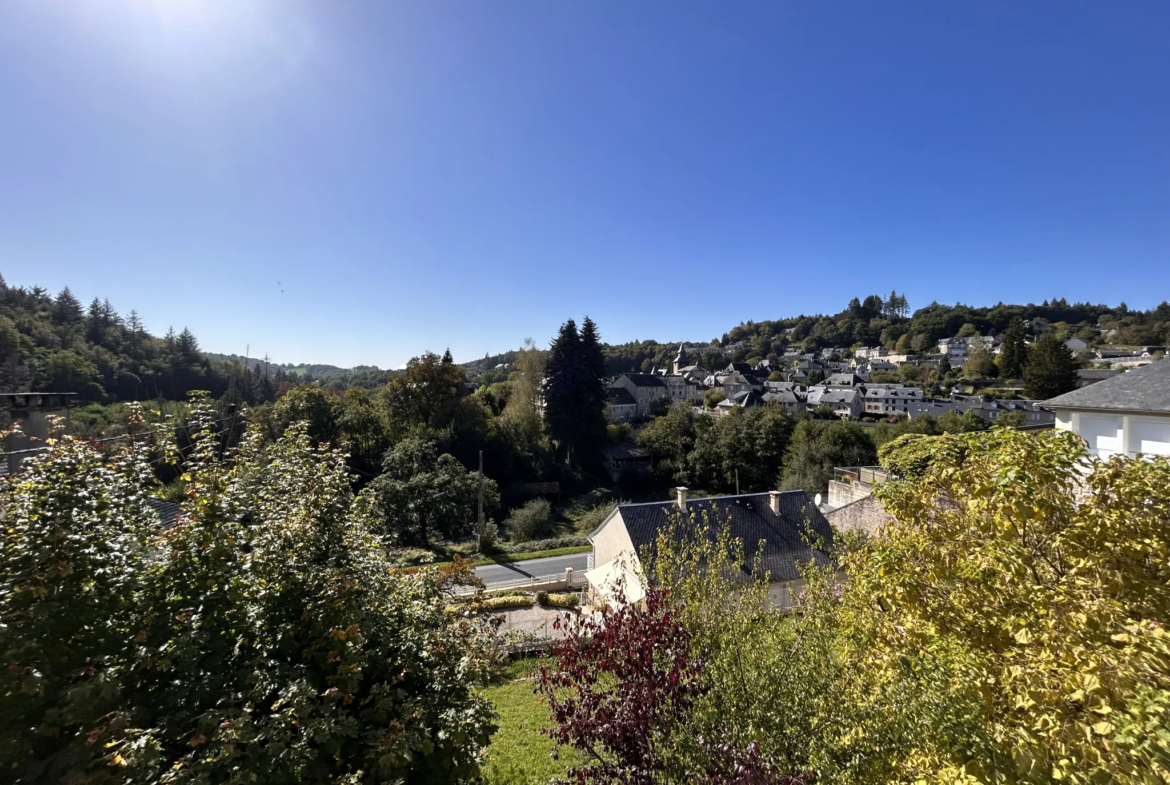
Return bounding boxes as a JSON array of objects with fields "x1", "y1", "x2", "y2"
[
  {"x1": 543, "y1": 592, "x2": 578, "y2": 609},
  {"x1": 998, "y1": 317, "x2": 1029, "y2": 378},
  {"x1": 780, "y1": 419, "x2": 877, "y2": 493},
  {"x1": 364, "y1": 436, "x2": 499, "y2": 546},
  {"x1": 543, "y1": 318, "x2": 608, "y2": 465},
  {"x1": 703, "y1": 387, "x2": 725, "y2": 409},
  {"x1": 641, "y1": 513, "x2": 978, "y2": 784},
  {"x1": 504, "y1": 498, "x2": 555, "y2": 542},
  {"x1": 995, "y1": 409, "x2": 1028, "y2": 428},
  {"x1": 962, "y1": 338, "x2": 999, "y2": 379},
  {"x1": 565, "y1": 499, "x2": 627, "y2": 535},
  {"x1": 497, "y1": 535, "x2": 589, "y2": 554},
  {"x1": 375, "y1": 351, "x2": 466, "y2": 440},
  {"x1": 641, "y1": 404, "x2": 794, "y2": 493},
  {"x1": 0, "y1": 401, "x2": 497, "y2": 784},
  {"x1": 479, "y1": 595, "x2": 535, "y2": 611},
  {"x1": 270, "y1": 385, "x2": 340, "y2": 445},
  {"x1": 865, "y1": 429, "x2": 1170, "y2": 782},
  {"x1": 1024, "y1": 333, "x2": 1080, "y2": 399}
]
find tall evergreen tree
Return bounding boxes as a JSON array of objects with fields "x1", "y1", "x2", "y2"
[
  {"x1": 1023, "y1": 333, "x2": 1079, "y2": 399},
  {"x1": 998, "y1": 317, "x2": 1028, "y2": 379},
  {"x1": 578, "y1": 316, "x2": 609, "y2": 448},
  {"x1": 442, "y1": 348, "x2": 453, "y2": 365},
  {"x1": 52, "y1": 287, "x2": 83, "y2": 324},
  {"x1": 543, "y1": 318, "x2": 606, "y2": 466},
  {"x1": 543, "y1": 319, "x2": 581, "y2": 463}
]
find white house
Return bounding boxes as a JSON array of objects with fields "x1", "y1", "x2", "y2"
[
  {"x1": 585, "y1": 488, "x2": 837, "y2": 610},
  {"x1": 1046, "y1": 359, "x2": 1170, "y2": 458}
]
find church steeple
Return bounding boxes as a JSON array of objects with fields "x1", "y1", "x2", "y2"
[{"x1": 672, "y1": 344, "x2": 689, "y2": 375}]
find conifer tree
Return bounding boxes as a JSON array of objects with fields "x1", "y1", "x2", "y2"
[
  {"x1": 1024, "y1": 333, "x2": 1079, "y2": 399},
  {"x1": 442, "y1": 348, "x2": 453, "y2": 365},
  {"x1": 51, "y1": 287, "x2": 83, "y2": 324},
  {"x1": 998, "y1": 317, "x2": 1028, "y2": 379},
  {"x1": 543, "y1": 318, "x2": 607, "y2": 466}
]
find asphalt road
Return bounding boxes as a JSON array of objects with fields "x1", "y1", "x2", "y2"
[{"x1": 474, "y1": 552, "x2": 590, "y2": 588}]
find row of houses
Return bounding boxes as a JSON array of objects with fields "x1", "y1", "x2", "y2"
[{"x1": 586, "y1": 358, "x2": 1170, "y2": 612}]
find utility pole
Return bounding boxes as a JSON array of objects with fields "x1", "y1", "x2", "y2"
[
  {"x1": 476, "y1": 450, "x2": 484, "y2": 551},
  {"x1": 735, "y1": 468, "x2": 740, "y2": 495}
]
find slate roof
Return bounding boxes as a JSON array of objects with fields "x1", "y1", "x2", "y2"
[
  {"x1": 608, "y1": 388, "x2": 637, "y2": 406},
  {"x1": 146, "y1": 497, "x2": 184, "y2": 529},
  {"x1": 762, "y1": 390, "x2": 802, "y2": 405},
  {"x1": 1046, "y1": 360, "x2": 1170, "y2": 414},
  {"x1": 620, "y1": 373, "x2": 666, "y2": 388},
  {"x1": 615, "y1": 491, "x2": 835, "y2": 583}
]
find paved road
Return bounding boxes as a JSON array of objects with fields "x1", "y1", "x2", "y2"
[{"x1": 474, "y1": 552, "x2": 590, "y2": 588}]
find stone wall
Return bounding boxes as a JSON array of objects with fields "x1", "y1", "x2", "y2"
[
  {"x1": 826, "y1": 495, "x2": 893, "y2": 537},
  {"x1": 826, "y1": 478, "x2": 875, "y2": 509}
]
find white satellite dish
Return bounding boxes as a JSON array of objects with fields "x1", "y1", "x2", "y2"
[{"x1": 814, "y1": 493, "x2": 823, "y2": 507}]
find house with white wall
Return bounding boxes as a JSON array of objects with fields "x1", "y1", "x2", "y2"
[
  {"x1": 585, "y1": 488, "x2": 837, "y2": 609},
  {"x1": 1046, "y1": 359, "x2": 1170, "y2": 458}
]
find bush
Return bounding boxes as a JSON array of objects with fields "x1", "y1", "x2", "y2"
[
  {"x1": 544, "y1": 593, "x2": 578, "y2": 609},
  {"x1": 566, "y1": 500, "x2": 627, "y2": 536},
  {"x1": 0, "y1": 403, "x2": 497, "y2": 784},
  {"x1": 389, "y1": 547, "x2": 438, "y2": 566},
  {"x1": 504, "y1": 498, "x2": 555, "y2": 542},
  {"x1": 499, "y1": 535, "x2": 588, "y2": 554},
  {"x1": 535, "y1": 590, "x2": 549, "y2": 605},
  {"x1": 480, "y1": 594, "x2": 535, "y2": 611}
]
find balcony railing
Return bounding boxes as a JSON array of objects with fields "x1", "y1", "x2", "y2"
[{"x1": 832, "y1": 466, "x2": 890, "y2": 486}]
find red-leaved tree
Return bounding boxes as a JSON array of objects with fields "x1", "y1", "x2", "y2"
[{"x1": 537, "y1": 583, "x2": 811, "y2": 785}]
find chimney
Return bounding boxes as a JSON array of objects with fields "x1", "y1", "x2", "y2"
[
  {"x1": 768, "y1": 490, "x2": 781, "y2": 515},
  {"x1": 675, "y1": 487, "x2": 688, "y2": 510}
]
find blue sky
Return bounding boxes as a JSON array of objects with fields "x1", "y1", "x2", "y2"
[{"x1": 2, "y1": 1, "x2": 1167, "y2": 368}]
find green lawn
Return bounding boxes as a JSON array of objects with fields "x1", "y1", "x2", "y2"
[{"x1": 480, "y1": 659, "x2": 578, "y2": 785}]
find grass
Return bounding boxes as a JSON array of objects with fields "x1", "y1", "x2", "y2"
[{"x1": 480, "y1": 658, "x2": 577, "y2": 785}]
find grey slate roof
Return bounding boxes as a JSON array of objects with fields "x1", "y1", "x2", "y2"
[
  {"x1": 620, "y1": 373, "x2": 666, "y2": 388},
  {"x1": 1046, "y1": 360, "x2": 1170, "y2": 413},
  {"x1": 146, "y1": 497, "x2": 184, "y2": 529},
  {"x1": 616, "y1": 491, "x2": 835, "y2": 583},
  {"x1": 608, "y1": 388, "x2": 637, "y2": 406}
]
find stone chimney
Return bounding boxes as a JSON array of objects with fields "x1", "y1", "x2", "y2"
[
  {"x1": 675, "y1": 486, "x2": 688, "y2": 510},
  {"x1": 768, "y1": 490, "x2": 781, "y2": 515}
]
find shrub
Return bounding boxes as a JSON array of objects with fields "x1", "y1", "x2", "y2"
[
  {"x1": 389, "y1": 547, "x2": 437, "y2": 566},
  {"x1": 535, "y1": 590, "x2": 549, "y2": 605},
  {"x1": 499, "y1": 535, "x2": 588, "y2": 554},
  {"x1": 544, "y1": 593, "x2": 578, "y2": 609},
  {"x1": 566, "y1": 499, "x2": 628, "y2": 536},
  {"x1": 480, "y1": 594, "x2": 535, "y2": 611},
  {"x1": 0, "y1": 402, "x2": 497, "y2": 784},
  {"x1": 504, "y1": 498, "x2": 555, "y2": 542}
]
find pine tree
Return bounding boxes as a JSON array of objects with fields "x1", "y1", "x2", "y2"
[
  {"x1": 52, "y1": 287, "x2": 83, "y2": 324},
  {"x1": 1023, "y1": 333, "x2": 1079, "y2": 399},
  {"x1": 578, "y1": 317, "x2": 609, "y2": 450},
  {"x1": 998, "y1": 317, "x2": 1028, "y2": 379},
  {"x1": 543, "y1": 319, "x2": 583, "y2": 464},
  {"x1": 442, "y1": 348, "x2": 453, "y2": 365}
]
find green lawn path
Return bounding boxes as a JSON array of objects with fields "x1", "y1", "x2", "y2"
[{"x1": 480, "y1": 659, "x2": 578, "y2": 785}]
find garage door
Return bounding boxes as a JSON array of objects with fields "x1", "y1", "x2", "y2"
[
  {"x1": 1079, "y1": 415, "x2": 1123, "y2": 458},
  {"x1": 1131, "y1": 419, "x2": 1170, "y2": 457}
]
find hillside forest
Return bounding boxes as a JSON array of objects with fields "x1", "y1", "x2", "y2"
[{"x1": 4, "y1": 274, "x2": 1170, "y2": 550}]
